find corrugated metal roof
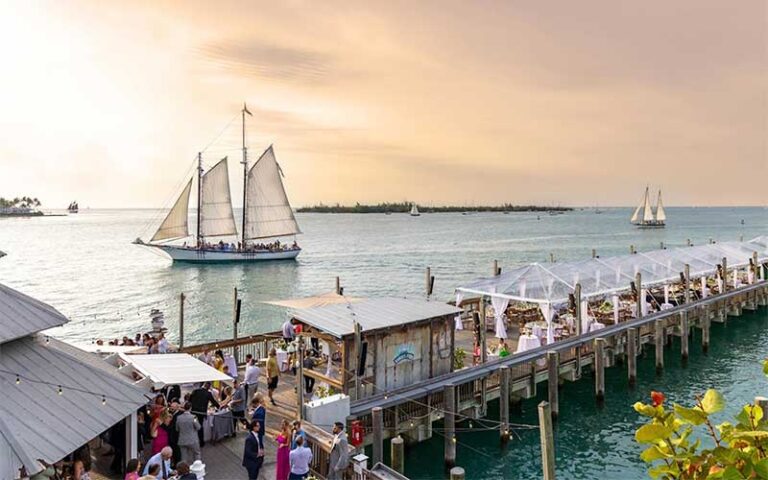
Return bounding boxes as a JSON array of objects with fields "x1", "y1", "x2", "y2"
[
  {"x1": 117, "y1": 353, "x2": 233, "y2": 388},
  {"x1": 0, "y1": 283, "x2": 68, "y2": 344},
  {"x1": 291, "y1": 297, "x2": 461, "y2": 338},
  {"x1": 0, "y1": 335, "x2": 149, "y2": 478}
]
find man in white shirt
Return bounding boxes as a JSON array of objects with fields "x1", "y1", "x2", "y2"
[
  {"x1": 157, "y1": 332, "x2": 169, "y2": 354},
  {"x1": 143, "y1": 446, "x2": 173, "y2": 479},
  {"x1": 288, "y1": 435, "x2": 313, "y2": 480},
  {"x1": 244, "y1": 353, "x2": 260, "y2": 402}
]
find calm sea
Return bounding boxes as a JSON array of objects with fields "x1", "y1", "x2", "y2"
[{"x1": 0, "y1": 207, "x2": 766, "y2": 479}]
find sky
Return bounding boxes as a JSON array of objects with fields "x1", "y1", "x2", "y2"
[{"x1": 0, "y1": 0, "x2": 766, "y2": 208}]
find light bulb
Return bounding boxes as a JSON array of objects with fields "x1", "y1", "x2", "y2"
[
  {"x1": 102, "y1": 396, "x2": 107, "y2": 406},
  {"x1": 15, "y1": 375, "x2": 20, "y2": 385},
  {"x1": 57, "y1": 385, "x2": 63, "y2": 395}
]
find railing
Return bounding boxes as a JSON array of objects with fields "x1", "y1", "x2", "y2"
[
  {"x1": 180, "y1": 331, "x2": 283, "y2": 365},
  {"x1": 305, "y1": 422, "x2": 355, "y2": 479}
]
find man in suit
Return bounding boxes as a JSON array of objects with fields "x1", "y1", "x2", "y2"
[
  {"x1": 189, "y1": 382, "x2": 219, "y2": 447},
  {"x1": 176, "y1": 402, "x2": 201, "y2": 464},
  {"x1": 242, "y1": 421, "x2": 265, "y2": 480},
  {"x1": 328, "y1": 422, "x2": 349, "y2": 480}
]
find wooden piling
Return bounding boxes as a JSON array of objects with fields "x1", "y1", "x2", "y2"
[
  {"x1": 233, "y1": 297, "x2": 241, "y2": 364},
  {"x1": 450, "y1": 467, "x2": 466, "y2": 480},
  {"x1": 493, "y1": 259, "x2": 499, "y2": 276},
  {"x1": 538, "y1": 402, "x2": 556, "y2": 480},
  {"x1": 178, "y1": 292, "x2": 185, "y2": 350},
  {"x1": 635, "y1": 273, "x2": 643, "y2": 319},
  {"x1": 722, "y1": 257, "x2": 728, "y2": 293},
  {"x1": 444, "y1": 384, "x2": 456, "y2": 468},
  {"x1": 627, "y1": 328, "x2": 637, "y2": 386},
  {"x1": 655, "y1": 319, "x2": 664, "y2": 373},
  {"x1": 550, "y1": 252, "x2": 555, "y2": 263},
  {"x1": 335, "y1": 276, "x2": 341, "y2": 295},
  {"x1": 591, "y1": 248, "x2": 596, "y2": 259},
  {"x1": 702, "y1": 314, "x2": 710, "y2": 353},
  {"x1": 297, "y1": 341, "x2": 305, "y2": 419},
  {"x1": 680, "y1": 312, "x2": 689, "y2": 362},
  {"x1": 529, "y1": 362, "x2": 537, "y2": 397},
  {"x1": 425, "y1": 267, "x2": 432, "y2": 297},
  {"x1": 391, "y1": 435, "x2": 404, "y2": 474},
  {"x1": 500, "y1": 366, "x2": 510, "y2": 441},
  {"x1": 630, "y1": 244, "x2": 634, "y2": 254},
  {"x1": 547, "y1": 351, "x2": 559, "y2": 419},
  {"x1": 479, "y1": 300, "x2": 487, "y2": 364},
  {"x1": 684, "y1": 264, "x2": 691, "y2": 304},
  {"x1": 594, "y1": 338, "x2": 605, "y2": 403},
  {"x1": 660, "y1": 241, "x2": 665, "y2": 250},
  {"x1": 372, "y1": 407, "x2": 383, "y2": 465},
  {"x1": 574, "y1": 283, "x2": 582, "y2": 336}
]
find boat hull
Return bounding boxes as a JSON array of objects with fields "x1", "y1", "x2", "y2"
[{"x1": 145, "y1": 245, "x2": 301, "y2": 263}]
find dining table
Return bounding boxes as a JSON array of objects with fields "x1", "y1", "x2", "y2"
[{"x1": 515, "y1": 334, "x2": 541, "y2": 354}]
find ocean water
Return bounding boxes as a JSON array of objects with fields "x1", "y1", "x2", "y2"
[{"x1": 0, "y1": 207, "x2": 766, "y2": 479}]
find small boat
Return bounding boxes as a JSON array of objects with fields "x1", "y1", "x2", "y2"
[
  {"x1": 68, "y1": 201, "x2": 78, "y2": 213},
  {"x1": 631, "y1": 187, "x2": 665, "y2": 228},
  {"x1": 410, "y1": 204, "x2": 420, "y2": 216},
  {"x1": 135, "y1": 104, "x2": 302, "y2": 263}
]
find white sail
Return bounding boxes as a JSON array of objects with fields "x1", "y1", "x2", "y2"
[
  {"x1": 630, "y1": 189, "x2": 645, "y2": 223},
  {"x1": 200, "y1": 157, "x2": 238, "y2": 238},
  {"x1": 410, "y1": 204, "x2": 419, "y2": 215},
  {"x1": 151, "y1": 178, "x2": 192, "y2": 242},
  {"x1": 654, "y1": 190, "x2": 666, "y2": 222},
  {"x1": 244, "y1": 146, "x2": 301, "y2": 240},
  {"x1": 642, "y1": 187, "x2": 654, "y2": 222}
]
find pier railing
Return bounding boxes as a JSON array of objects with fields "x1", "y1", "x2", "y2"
[{"x1": 179, "y1": 331, "x2": 283, "y2": 364}]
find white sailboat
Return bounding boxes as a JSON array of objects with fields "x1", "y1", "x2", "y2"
[
  {"x1": 630, "y1": 187, "x2": 666, "y2": 228},
  {"x1": 410, "y1": 203, "x2": 420, "y2": 216},
  {"x1": 135, "y1": 104, "x2": 302, "y2": 263}
]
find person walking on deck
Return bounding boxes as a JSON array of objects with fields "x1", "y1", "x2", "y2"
[
  {"x1": 288, "y1": 436, "x2": 313, "y2": 480},
  {"x1": 244, "y1": 353, "x2": 260, "y2": 401},
  {"x1": 267, "y1": 348, "x2": 280, "y2": 405},
  {"x1": 189, "y1": 382, "x2": 219, "y2": 447},
  {"x1": 175, "y1": 402, "x2": 201, "y2": 464},
  {"x1": 243, "y1": 421, "x2": 265, "y2": 480},
  {"x1": 328, "y1": 422, "x2": 349, "y2": 480}
]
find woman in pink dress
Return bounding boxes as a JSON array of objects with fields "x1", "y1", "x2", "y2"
[
  {"x1": 150, "y1": 411, "x2": 171, "y2": 455},
  {"x1": 275, "y1": 419, "x2": 291, "y2": 480}
]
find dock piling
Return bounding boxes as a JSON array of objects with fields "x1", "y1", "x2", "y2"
[
  {"x1": 635, "y1": 273, "x2": 643, "y2": 319},
  {"x1": 500, "y1": 366, "x2": 510, "y2": 441},
  {"x1": 680, "y1": 312, "x2": 689, "y2": 362},
  {"x1": 178, "y1": 292, "x2": 185, "y2": 350},
  {"x1": 684, "y1": 264, "x2": 691, "y2": 304},
  {"x1": 591, "y1": 248, "x2": 596, "y2": 259},
  {"x1": 335, "y1": 276, "x2": 341, "y2": 295},
  {"x1": 391, "y1": 435, "x2": 404, "y2": 474},
  {"x1": 547, "y1": 351, "x2": 559, "y2": 419},
  {"x1": 594, "y1": 338, "x2": 605, "y2": 403},
  {"x1": 655, "y1": 319, "x2": 664, "y2": 373},
  {"x1": 372, "y1": 407, "x2": 383, "y2": 465},
  {"x1": 450, "y1": 467, "x2": 466, "y2": 480},
  {"x1": 444, "y1": 384, "x2": 457, "y2": 468},
  {"x1": 627, "y1": 328, "x2": 637, "y2": 386},
  {"x1": 493, "y1": 259, "x2": 499, "y2": 276},
  {"x1": 538, "y1": 401, "x2": 556, "y2": 480},
  {"x1": 702, "y1": 315, "x2": 710, "y2": 353}
]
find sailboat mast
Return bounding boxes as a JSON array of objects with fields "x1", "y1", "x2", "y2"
[
  {"x1": 196, "y1": 152, "x2": 203, "y2": 247},
  {"x1": 241, "y1": 105, "x2": 248, "y2": 247}
]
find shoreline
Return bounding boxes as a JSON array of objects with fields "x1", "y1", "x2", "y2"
[{"x1": 296, "y1": 203, "x2": 572, "y2": 214}]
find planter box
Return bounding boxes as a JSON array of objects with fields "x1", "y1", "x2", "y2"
[{"x1": 305, "y1": 393, "x2": 350, "y2": 432}]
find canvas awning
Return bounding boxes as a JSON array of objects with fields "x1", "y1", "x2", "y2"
[
  {"x1": 76, "y1": 344, "x2": 147, "y2": 355},
  {"x1": 263, "y1": 291, "x2": 364, "y2": 309},
  {"x1": 116, "y1": 353, "x2": 232, "y2": 389}
]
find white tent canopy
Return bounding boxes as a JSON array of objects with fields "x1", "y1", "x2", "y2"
[
  {"x1": 457, "y1": 238, "x2": 768, "y2": 305},
  {"x1": 116, "y1": 353, "x2": 232, "y2": 389}
]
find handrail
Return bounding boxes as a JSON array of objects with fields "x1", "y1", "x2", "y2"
[
  {"x1": 179, "y1": 331, "x2": 282, "y2": 355},
  {"x1": 351, "y1": 280, "x2": 766, "y2": 414},
  {"x1": 303, "y1": 369, "x2": 344, "y2": 390}
]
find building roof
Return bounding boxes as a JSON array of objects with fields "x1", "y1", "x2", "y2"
[
  {"x1": 291, "y1": 297, "x2": 461, "y2": 338},
  {"x1": 0, "y1": 283, "x2": 69, "y2": 344},
  {"x1": 0, "y1": 335, "x2": 149, "y2": 478},
  {"x1": 263, "y1": 291, "x2": 364, "y2": 309},
  {"x1": 116, "y1": 353, "x2": 233, "y2": 389}
]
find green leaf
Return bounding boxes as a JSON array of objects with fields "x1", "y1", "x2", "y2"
[
  {"x1": 722, "y1": 465, "x2": 746, "y2": 480},
  {"x1": 753, "y1": 458, "x2": 768, "y2": 479},
  {"x1": 640, "y1": 445, "x2": 672, "y2": 462},
  {"x1": 634, "y1": 402, "x2": 658, "y2": 418},
  {"x1": 635, "y1": 423, "x2": 673, "y2": 444},
  {"x1": 762, "y1": 359, "x2": 768, "y2": 377},
  {"x1": 648, "y1": 464, "x2": 677, "y2": 479},
  {"x1": 702, "y1": 389, "x2": 726, "y2": 414},
  {"x1": 675, "y1": 404, "x2": 708, "y2": 425},
  {"x1": 713, "y1": 446, "x2": 739, "y2": 464},
  {"x1": 731, "y1": 430, "x2": 768, "y2": 439}
]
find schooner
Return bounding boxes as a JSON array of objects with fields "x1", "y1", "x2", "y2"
[
  {"x1": 630, "y1": 187, "x2": 666, "y2": 228},
  {"x1": 135, "y1": 104, "x2": 302, "y2": 263}
]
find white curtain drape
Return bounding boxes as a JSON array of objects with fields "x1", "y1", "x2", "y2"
[
  {"x1": 748, "y1": 269, "x2": 754, "y2": 285},
  {"x1": 490, "y1": 295, "x2": 509, "y2": 339},
  {"x1": 454, "y1": 291, "x2": 464, "y2": 331},
  {"x1": 612, "y1": 295, "x2": 619, "y2": 323},
  {"x1": 519, "y1": 281, "x2": 527, "y2": 298},
  {"x1": 733, "y1": 270, "x2": 738, "y2": 287},
  {"x1": 541, "y1": 302, "x2": 555, "y2": 345},
  {"x1": 717, "y1": 277, "x2": 724, "y2": 293},
  {"x1": 580, "y1": 300, "x2": 590, "y2": 332},
  {"x1": 641, "y1": 289, "x2": 649, "y2": 316},
  {"x1": 663, "y1": 285, "x2": 670, "y2": 305},
  {"x1": 701, "y1": 277, "x2": 707, "y2": 298}
]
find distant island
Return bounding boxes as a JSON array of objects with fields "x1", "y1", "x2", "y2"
[
  {"x1": 297, "y1": 202, "x2": 572, "y2": 214},
  {"x1": 0, "y1": 196, "x2": 44, "y2": 217}
]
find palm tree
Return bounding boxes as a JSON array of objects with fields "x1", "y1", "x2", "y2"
[{"x1": 33, "y1": 197, "x2": 40, "y2": 207}]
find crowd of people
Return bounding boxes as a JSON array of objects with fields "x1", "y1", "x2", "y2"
[
  {"x1": 96, "y1": 331, "x2": 171, "y2": 354},
  {"x1": 180, "y1": 240, "x2": 300, "y2": 253}
]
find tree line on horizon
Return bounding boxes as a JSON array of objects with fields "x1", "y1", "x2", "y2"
[
  {"x1": 0, "y1": 196, "x2": 41, "y2": 209},
  {"x1": 296, "y1": 201, "x2": 571, "y2": 213}
]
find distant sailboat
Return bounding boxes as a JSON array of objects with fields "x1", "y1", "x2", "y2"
[
  {"x1": 630, "y1": 187, "x2": 665, "y2": 228},
  {"x1": 68, "y1": 201, "x2": 79, "y2": 213},
  {"x1": 410, "y1": 204, "x2": 420, "y2": 216},
  {"x1": 135, "y1": 104, "x2": 302, "y2": 263}
]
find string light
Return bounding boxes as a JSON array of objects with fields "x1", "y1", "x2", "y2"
[
  {"x1": 57, "y1": 385, "x2": 63, "y2": 395},
  {"x1": 15, "y1": 375, "x2": 20, "y2": 385},
  {"x1": 452, "y1": 436, "x2": 457, "y2": 443},
  {"x1": 102, "y1": 395, "x2": 107, "y2": 406}
]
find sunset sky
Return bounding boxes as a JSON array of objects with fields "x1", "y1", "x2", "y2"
[{"x1": 0, "y1": 0, "x2": 765, "y2": 208}]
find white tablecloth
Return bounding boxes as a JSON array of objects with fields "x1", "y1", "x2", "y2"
[
  {"x1": 224, "y1": 355, "x2": 237, "y2": 378},
  {"x1": 516, "y1": 334, "x2": 541, "y2": 353},
  {"x1": 660, "y1": 303, "x2": 674, "y2": 311},
  {"x1": 589, "y1": 322, "x2": 605, "y2": 332},
  {"x1": 276, "y1": 349, "x2": 290, "y2": 372},
  {"x1": 203, "y1": 409, "x2": 234, "y2": 442}
]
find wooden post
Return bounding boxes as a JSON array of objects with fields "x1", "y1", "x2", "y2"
[
  {"x1": 591, "y1": 248, "x2": 596, "y2": 259},
  {"x1": 450, "y1": 467, "x2": 466, "y2": 480},
  {"x1": 547, "y1": 351, "x2": 559, "y2": 419},
  {"x1": 627, "y1": 328, "x2": 637, "y2": 386},
  {"x1": 550, "y1": 252, "x2": 555, "y2": 263},
  {"x1": 538, "y1": 402, "x2": 556, "y2": 480},
  {"x1": 444, "y1": 384, "x2": 457, "y2": 468},
  {"x1": 297, "y1": 341, "x2": 305, "y2": 420},
  {"x1": 529, "y1": 362, "x2": 537, "y2": 397},
  {"x1": 178, "y1": 292, "x2": 185, "y2": 350},
  {"x1": 391, "y1": 436, "x2": 404, "y2": 473},
  {"x1": 372, "y1": 407, "x2": 383, "y2": 466},
  {"x1": 425, "y1": 266, "x2": 432, "y2": 297},
  {"x1": 354, "y1": 322, "x2": 362, "y2": 400},
  {"x1": 722, "y1": 257, "x2": 728, "y2": 293},
  {"x1": 492, "y1": 259, "x2": 499, "y2": 276},
  {"x1": 479, "y1": 299, "x2": 487, "y2": 364},
  {"x1": 702, "y1": 314, "x2": 710, "y2": 353},
  {"x1": 687, "y1": 238, "x2": 692, "y2": 247},
  {"x1": 680, "y1": 312, "x2": 689, "y2": 362},
  {"x1": 233, "y1": 298, "x2": 241, "y2": 364},
  {"x1": 335, "y1": 276, "x2": 341, "y2": 295},
  {"x1": 500, "y1": 366, "x2": 510, "y2": 441},
  {"x1": 684, "y1": 264, "x2": 691, "y2": 304},
  {"x1": 575, "y1": 283, "x2": 582, "y2": 378},
  {"x1": 594, "y1": 338, "x2": 605, "y2": 403},
  {"x1": 635, "y1": 273, "x2": 643, "y2": 318},
  {"x1": 630, "y1": 244, "x2": 634, "y2": 254},
  {"x1": 655, "y1": 319, "x2": 664, "y2": 374},
  {"x1": 660, "y1": 241, "x2": 665, "y2": 250}
]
